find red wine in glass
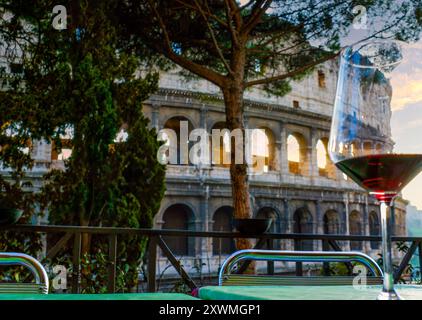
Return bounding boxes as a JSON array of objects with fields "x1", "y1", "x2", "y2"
[{"x1": 336, "y1": 154, "x2": 422, "y2": 203}]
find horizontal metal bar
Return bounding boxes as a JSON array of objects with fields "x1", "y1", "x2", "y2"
[{"x1": 0, "y1": 224, "x2": 419, "y2": 242}]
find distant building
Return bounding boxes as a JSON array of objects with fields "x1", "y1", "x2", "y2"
[{"x1": 407, "y1": 205, "x2": 422, "y2": 234}]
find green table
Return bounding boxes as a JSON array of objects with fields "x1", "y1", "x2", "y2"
[
  {"x1": 199, "y1": 285, "x2": 422, "y2": 300},
  {"x1": 0, "y1": 293, "x2": 197, "y2": 300}
]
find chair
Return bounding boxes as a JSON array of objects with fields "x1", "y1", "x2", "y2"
[
  {"x1": 218, "y1": 250, "x2": 383, "y2": 286},
  {"x1": 0, "y1": 252, "x2": 49, "y2": 294}
]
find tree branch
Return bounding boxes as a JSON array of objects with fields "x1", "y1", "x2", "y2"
[
  {"x1": 222, "y1": 0, "x2": 240, "y2": 47},
  {"x1": 193, "y1": 0, "x2": 233, "y2": 75},
  {"x1": 242, "y1": 0, "x2": 273, "y2": 36},
  {"x1": 244, "y1": 51, "x2": 340, "y2": 88},
  {"x1": 146, "y1": 0, "x2": 225, "y2": 87},
  {"x1": 226, "y1": 0, "x2": 242, "y2": 30},
  {"x1": 174, "y1": 0, "x2": 228, "y2": 28}
]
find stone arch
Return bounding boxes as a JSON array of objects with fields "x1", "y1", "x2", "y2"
[
  {"x1": 363, "y1": 141, "x2": 373, "y2": 156},
  {"x1": 287, "y1": 132, "x2": 308, "y2": 175},
  {"x1": 163, "y1": 116, "x2": 195, "y2": 165},
  {"x1": 212, "y1": 206, "x2": 235, "y2": 255},
  {"x1": 210, "y1": 121, "x2": 231, "y2": 168},
  {"x1": 350, "y1": 140, "x2": 362, "y2": 157},
  {"x1": 293, "y1": 207, "x2": 314, "y2": 250},
  {"x1": 251, "y1": 126, "x2": 276, "y2": 173},
  {"x1": 161, "y1": 113, "x2": 197, "y2": 130},
  {"x1": 256, "y1": 206, "x2": 281, "y2": 249},
  {"x1": 161, "y1": 203, "x2": 196, "y2": 256},
  {"x1": 316, "y1": 137, "x2": 337, "y2": 179},
  {"x1": 349, "y1": 210, "x2": 363, "y2": 250},
  {"x1": 369, "y1": 211, "x2": 380, "y2": 249},
  {"x1": 323, "y1": 210, "x2": 341, "y2": 234}
]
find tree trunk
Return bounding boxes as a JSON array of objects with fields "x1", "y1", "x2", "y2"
[
  {"x1": 80, "y1": 217, "x2": 91, "y2": 255},
  {"x1": 222, "y1": 82, "x2": 253, "y2": 254}
]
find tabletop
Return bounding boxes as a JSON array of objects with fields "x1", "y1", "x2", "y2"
[
  {"x1": 0, "y1": 293, "x2": 198, "y2": 300},
  {"x1": 198, "y1": 285, "x2": 422, "y2": 300}
]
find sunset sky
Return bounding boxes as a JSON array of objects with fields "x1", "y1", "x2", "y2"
[{"x1": 389, "y1": 41, "x2": 422, "y2": 209}]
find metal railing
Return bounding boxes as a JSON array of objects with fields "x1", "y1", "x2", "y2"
[{"x1": 1, "y1": 224, "x2": 421, "y2": 293}]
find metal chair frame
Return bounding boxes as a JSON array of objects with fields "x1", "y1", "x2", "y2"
[
  {"x1": 218, "y1": 250, "x2": 383, "y2": 286},
  {"x1": 0, "y1": 252, "x2": 49, "y2": 294}
]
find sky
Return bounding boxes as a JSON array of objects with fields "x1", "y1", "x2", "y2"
[{"x1": 389, "y1": 42, "x2": 422, "y2": 209}]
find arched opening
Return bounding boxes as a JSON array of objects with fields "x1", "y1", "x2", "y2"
[
  {"x1": 369, "y1": 211, "x2": 380, "y2": 249},
  {"x1": 162, "y1": 204, "x2": 195, "y2": 256},
  {"x1": 288, "y1": 134, "x2": 307, "y2": 175},
  {"x1": 250, "y1": 127, "x2": 275, "y2": 173},
  {"x1": 318, "y1": 70, "x2": 326, "y2": 88},
  {"x1": 256, "y1": 207, "x2": 280, "y2": 249},
  {"x1": 375, "y1": 143, "x2": 383, "y2": 153},
  {"x1": 210, "y1": 122, "x2": 231, "y2": 168},
  {"x1": 163, "y1": 116, "x2": 194, "y2": 165},
  {"x1": 350, "y1": 140, "x2": 361, "y2": 158},
  {"x1": 349, "y1": 211, "x2": 363, "y2": 250},
  {"x1": 316, "y1": 139, "x2": 328, "y2": 177},
  {"x1": 212, "y1": 206, "x2": 235, "y2": 255},
  {"x1": 293, "y1": 208, "x2": 313, "y2": 250},
  {"x1": 323, "y1": 210, "x2": 341, "y2": 235},
  {"x1": 317, "y1": 137, "x2": 337, "y2": 179},
  {"x1": 363, "y1": 141, "x2": 373, "y2": 156}
]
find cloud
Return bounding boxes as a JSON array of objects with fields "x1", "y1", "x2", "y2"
[{"x1": 391, "y1": 41, "x2": 422, "y2": 111}]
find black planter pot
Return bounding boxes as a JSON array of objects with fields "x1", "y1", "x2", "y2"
[
  {"x1": 0, "y1": 208, "x2": 23, "y2": 226},
  {"x1": 233, "y1": 218, "x2": 272, "y2": 235}
]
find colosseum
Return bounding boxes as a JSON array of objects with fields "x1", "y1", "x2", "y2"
[{"x1": 23, "y1": 58, "x2": 407, "y2": 276}]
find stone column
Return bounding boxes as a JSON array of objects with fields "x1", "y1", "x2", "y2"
[
  {"x1": 200, "y1": 104, "x2": 207, "y2": 130},
  {"x1": 151, "y1": 103, "x2": 160, "y2": 131},
  {"x1": 315, "y1": 200, "x2": 323, "y2": 250},
  {"x1": 309, "y1": 128, "x2": 318, "y2": 179},
  {"x1": 363, "y1": 196, "x2": 371, "y2": 252},
  {"x1": 343, "y1": 196, "x2": 351, "y2": 251},
  {"x1": 273, "y1": 141, "x2": 281, "y2": 172},
  {"x1": 279, "y1": 122, "x2": 289, "y2": 176},
  {"x1": 200, "y1": 185, "x2": 211, "y2": 258},
  {"x1": 198, "y1": 104, "x2": 209, "y2": 169},
  {"x1": 283, "y1": 199, "x2": 292, "y2": 250}
]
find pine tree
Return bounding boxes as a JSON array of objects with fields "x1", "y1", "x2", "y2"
[{"x1": 0, "y1": 1, "x2": 165, "y2": 291}]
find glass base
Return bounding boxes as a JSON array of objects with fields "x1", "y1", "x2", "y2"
[{"x1": 377, "y1": 289, "x2": 402, "y2": 300}]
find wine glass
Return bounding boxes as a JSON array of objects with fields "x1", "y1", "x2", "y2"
[{"x1": 329, "y1": 39, "x2": 422, "y2": 300}]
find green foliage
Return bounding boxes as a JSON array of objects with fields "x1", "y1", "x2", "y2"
[
  {"x1": 117, "y1": 0, "x2": 422, "y2": 95},
  {"x1": 0, "y1": 1, "x2": 165, "y2": 292}
]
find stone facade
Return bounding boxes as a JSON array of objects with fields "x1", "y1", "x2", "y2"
[{"x1": 141, "y1": 60, "x2": 407, "y2": 275}]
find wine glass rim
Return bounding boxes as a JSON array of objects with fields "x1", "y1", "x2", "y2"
[{"x1": 340, "y1": 38, "x2": 405, "y2": 70}]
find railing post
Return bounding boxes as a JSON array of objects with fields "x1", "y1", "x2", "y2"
[
  {"x1": 147, "y1": 236, "x2": 157, "y2": 292},
  {"x1": 322, "y1": 239, "x2": 330, "y2": 276},
  {"x1": 419, "y1": 242, "x2": 422, "y2": 283},
  {"x1": 294, "y1": 239, "x2": 303, "y2": 276},
  {"x1": 72, "y1": 232, "x2": 81, "y2": 294},
  {"x1": 108, "y1": 234, "x2": 117, "y2": 293},
  {"x1": 267, "y1": 239, "x2": 274, "y2": 275}
]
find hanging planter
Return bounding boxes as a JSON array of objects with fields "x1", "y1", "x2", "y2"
[{"x1": 233, "y1": 218, "x2": 272, "y2": 235}]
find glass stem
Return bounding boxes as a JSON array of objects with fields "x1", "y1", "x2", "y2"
[{"x1": 380, "y1": 201, "x2": 394, "y2": 293}]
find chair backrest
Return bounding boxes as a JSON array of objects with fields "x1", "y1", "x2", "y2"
[
  {"x1": 0, "y1": 252, "x2": 49, "y2": 294},
  {"x1": 219, "y1": 250, "x2": 383, "y2": 286}
]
